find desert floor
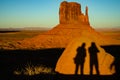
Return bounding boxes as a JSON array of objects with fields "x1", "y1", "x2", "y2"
[
  {"x1": 0, "y1": 29, "x2": 120, "y2": 41},
  {"x1": 0, "y1": 29, "x2": 120, "y2": 79},
  {"x1": 97, "y1": 30, "x2": 120, "y2": 40}
]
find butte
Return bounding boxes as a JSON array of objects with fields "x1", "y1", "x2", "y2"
[{"x1": 16, "y1": 1, "x2": 119, "y2": 49}]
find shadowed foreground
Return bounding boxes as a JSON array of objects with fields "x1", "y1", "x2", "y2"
[
  {"x1": 101, "y1": 45, "x2": 120, "y2": 75},
  {"x1": 0, "y1": 48, "x2": 119, "y2": 79},
  {"x1": 0, "y1": 48, "x2": 64, "y2": 78}
]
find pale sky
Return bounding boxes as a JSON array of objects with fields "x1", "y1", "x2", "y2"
[{"x1": 0, "y1": 0, "x2": 120, "y2": 29}]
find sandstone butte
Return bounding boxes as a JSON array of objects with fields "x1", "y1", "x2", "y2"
[
  {"x1": 1, "y1": 1, "x2": 120, "y2": 50},
  {"x1": 1, "y1": 1, "x2": 120, "y2": 75}
]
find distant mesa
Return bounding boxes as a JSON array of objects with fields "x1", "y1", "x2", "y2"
[{"x1": 59, "y1": 1, "x2": 89, "y2": 25}]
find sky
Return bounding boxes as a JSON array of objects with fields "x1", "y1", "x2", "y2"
[{"x1": 0, "y1": 0, "x2": 120, "y2": 29}]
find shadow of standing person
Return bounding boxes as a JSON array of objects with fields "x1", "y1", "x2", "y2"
[
  {"x1": 88, "y1": 42, "x2": 100, "y2": 75},
  {"x1": 74, "y1": 43, "x2": 86, "y2": 75}
]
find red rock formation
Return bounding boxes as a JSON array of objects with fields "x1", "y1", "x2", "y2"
[
  {"x1": 59, "y1": 1, "x2": 89, "y2": 25},
  {"x1": 1, "y1": 1, "x2": 119, "y2": 50},
  {"x1": 85, "y1": 6, "x2": 89, "y2": 25},
  {"x1": 85, "y1": 6, "x2": 88, "y2": 16}
]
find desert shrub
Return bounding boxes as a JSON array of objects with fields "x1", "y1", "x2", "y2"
[{"x1": 14, "y1": 64, "x2": 55, "y2": 76}]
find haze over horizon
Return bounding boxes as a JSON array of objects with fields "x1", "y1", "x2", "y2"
[{"x1": 0, "y1": 0, "x2": 120, "y2": 29}]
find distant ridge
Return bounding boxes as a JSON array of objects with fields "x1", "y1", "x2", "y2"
[
  {"x1": 0, "y1": 27, "x2": 50, "y2": 31},
  {"x1": 96, "y1": 27, "x2": 120, "y2": 32}
]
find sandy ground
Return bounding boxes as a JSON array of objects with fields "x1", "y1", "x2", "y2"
[{"x1": 0, "y1": 29, "x2": 119, "y2": 42}]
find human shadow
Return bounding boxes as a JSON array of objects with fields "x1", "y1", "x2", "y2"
[
  {"x1": 101, "y1": 45, "x2": 120, "y2": 75},
  {"x1": 88, "y1": 42, "x2": 100, "y2": 75},
  {"x1": 74, "y1": 43, "x2": 86, "y2": 75}
]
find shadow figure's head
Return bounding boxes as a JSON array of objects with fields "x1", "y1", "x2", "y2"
[
  {"x1": 81, "y1": 43, "x2": 86, "y2": 48},
  {"x1": 91, "y1": 42, "x2": 96, "y2": 47}
]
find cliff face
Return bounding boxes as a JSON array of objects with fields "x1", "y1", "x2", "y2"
[{"x1": 59, "y1": 1, "x2": 89, "y2": 25}]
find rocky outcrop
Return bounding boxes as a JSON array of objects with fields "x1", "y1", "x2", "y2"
[
  {"x1": 59, "y1": 1, "x2": 89, "y2": 25},
  {"x1": 55, "y1": 38, "x2": 115, "y2": 75}
]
